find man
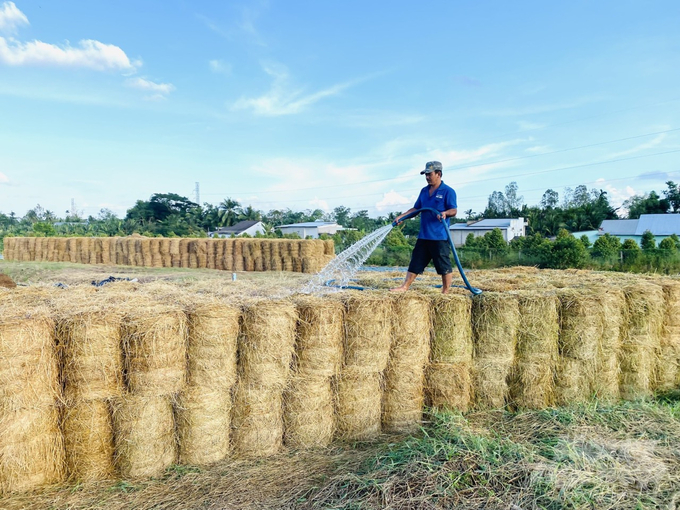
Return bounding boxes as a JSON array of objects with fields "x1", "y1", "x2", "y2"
[{"x1": 390, "y1": 161, "x2": 457, "y2": 293}]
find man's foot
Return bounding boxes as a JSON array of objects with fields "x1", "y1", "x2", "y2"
[
  {"x1": 441, "y1": 288, "x2": 450, "y2": 294},
  {"x1": 389, "y1": 285, "x2": 409, "y2": 292}
]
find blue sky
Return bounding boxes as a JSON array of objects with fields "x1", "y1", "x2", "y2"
[{"x1": 1, "y1": 0, "x2": 679, "y2": 219}]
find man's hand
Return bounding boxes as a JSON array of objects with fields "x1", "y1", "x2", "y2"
[{"x1": 438, "y1": 211, "x2": 446, "y2": 221}]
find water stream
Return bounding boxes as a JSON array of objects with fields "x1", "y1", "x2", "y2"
[{"x1": 301, "y1": 224, "x2": 394, "y2": 293}]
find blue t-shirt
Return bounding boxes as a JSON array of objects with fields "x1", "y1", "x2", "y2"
[{"x1": 413, "y1": 181, "x2": 457, "y2": 240}]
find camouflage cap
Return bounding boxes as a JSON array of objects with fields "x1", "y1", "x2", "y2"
[{"x1": 420, "y1": 161, "x2": 443, "y2": 175}]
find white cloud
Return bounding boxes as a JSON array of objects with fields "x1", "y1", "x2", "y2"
[
  {"x1": 0, "y1": 37, "x2": 138, "y2": 71},
  {"x1": 0, "y1": 2, "x2": 27, "y2": 34},
  {"x1": 232, "y1": 62, "x2": 365, "y2": 116},
  {"x1": 607, "y1": 134, "x2": 667, "y2": 159},
  {"x1": 125, "y1": 77, "x2": 175, "y2": 99},
  {"x1": 595, "y1": 178, "x2": 637, "y2": 209},
  {"x1": 310, "y1": 197, "x2": 330, "y2": 212},
  {"x1": 375, "y1": 190, "x2": 411, "y2": 212},
  {"x1": 209, "y1": 59, "x2": 231, "y2": 74},
  {"x1": 0, "y1": 171, "x2": 9, "y2": 183}
]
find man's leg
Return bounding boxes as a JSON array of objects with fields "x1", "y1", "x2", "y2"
[
  {"x1": 390, "y1": 271, "x2": 418, "y2": 292},
  {"x1": 441, "y1": 272, "x2": 453, "y2": 294}
]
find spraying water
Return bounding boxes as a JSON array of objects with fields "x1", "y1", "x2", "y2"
[{"x1": 301, "y1": 224, "x2": 394, "y2": 293}]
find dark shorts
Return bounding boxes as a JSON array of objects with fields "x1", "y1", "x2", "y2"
[{"x1": 408, "y1": 239, "x2": 453, "y2": 275}]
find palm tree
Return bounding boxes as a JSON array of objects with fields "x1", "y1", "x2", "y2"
[{"x1": 217, "y1": 199, "x2": 241, "y2": 227}]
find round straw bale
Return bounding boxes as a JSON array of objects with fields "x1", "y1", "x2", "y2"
[
  {"x1": 111, "y1": 395, "x2": 176, "y2": 478},
  {"x1": 593, "y1": 288, "x2": 625, "y2": 401},
  {"x1": 335, "y1": 369, "x2": 382, "y2": 441},
  {"x1": 67, "y1": 238, "x2": 78, "y2": 263},
  {"x1": 294, "y1": 296, "x2": 344, "y2": 378},
  {"x1": 382, "y1": 365, "x2": 425, "y2": 433},
  {"x1": 239, "y1": 300, "x2": 296, "y2": 389},
  {"x1": 222, "y1": 240, "x2": 234, "y2": 271},
  {"x1": 206, "y1": 239, "x2": 217, "y2": 269},
  {"x1": 620, "y1": 283, "x2": 664, "y2": 400},
  {"x1": 283, "y1": 376, "x2": 334, "y2": 448},
  {"x1": 188, "y1": 240, "x2": 199, "y2": 268},
  {"x1": 213, "y1": 240, "x2": 224, "y2": 270},
  {"x1": 431, "y1": 293, "x2": 472, "y2": 363},
  {"x1": 100, "y1": 238, "x2": 111, "y2": 265},
  {"x1": 292, "y1": 258, "x2": 303, "y2": 273},
  {"x1": 282, "y1": 257, "x2": 293, "y2": 272},
  {"x1": 175, "y1": 387, "x2": 231, "y2": 465},
  {"x1": 0, "y1": 307, "x2": 59, "y2": 409},
  {"x1": 169, "y1": 238, "x2": 181, "y2": 267},
  {"x1": 54, "y1": 237, "x2": 66, "y2": 262},
  {"x1": 509, "y1": 292, "x2": 559, "y2": 409},
  {"x1": 26, "y1": 237, "x2": 36, "y2": 260},
  {"x1": 149, "y1": 238, "x2": 162, "y2": 268},
  {"x1": 58, "y1": 308, "x2": 124, "y2": 401},
  {"x1": 32, "y1": 237, "x2": 43, "y2": 261},
  {"x1": 555, "y1": 290, "x2": 603, "y2": 405},
  {"x1": 62, "y1": 399, "x2": 114, "y2": 481},
  {"x1": 195, "y1": 239, "x2": 208, "y2": 268},
  {"x1": 231, "y1": 383, "x2": 283, "y2": 457},
  {"x1": 323, "y1": 239, "x2": 335, "y2": 256},
  {"x1": 232, "y1": 239, "x2": 245, "y2": 272},
  {"x1": 0, "y1": 405, "x2": 65, "y2": 494},
  {"x1": 471, "y1": 293, "x2": 519, "y2": 409},
  {"x1": 656, "y1": 281, "x2": 680, "y2": 390},
  {"x1": 179, "y1": 239, "x2": 191, "y2": 267},
  {"x1": 187, "y1": 301, "x2": 240, "y2": 391},
  {"x1": 426, "y1": 362, "x2": 472, "y2": 412},
  {"x1": 86, "y1": 238, "x2": 97, "y2": 265},
  {"x1": 390, "y1": 293, "x2": 431, "y2": 364},
  {"x1": 343, "y1": 293, "x2": 393, "y2": 373},
  {"x1": 122, "y1": 301, "x2": 187, "y2": 396}
]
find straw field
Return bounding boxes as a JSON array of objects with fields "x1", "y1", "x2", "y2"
[
  {"x1": 2, "y1": 236, "x2": 334, "y2": 274},
  {"x1": 0, "y1": 267, "x2": 679, "y2": 496}
]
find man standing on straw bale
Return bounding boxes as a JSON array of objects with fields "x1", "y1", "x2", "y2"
[{"x1": 391, "y1": 161, "x2": 457, "y2": 294}]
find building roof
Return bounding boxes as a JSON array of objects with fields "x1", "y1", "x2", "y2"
[
  {"x1": 277, "y1": 221, "x2": 339, "y2": 228},
  {"x1": 600, "y1": 219, "x2": 638, "y2": 235},
  {"x1": 450, "y1": 218, "x2": 518, "y2": 230},
  {"x1": 635, "y1": 214, "x2": 680, "y2": 235},
  {"x1": 215, "y1": 220, "x2": 261, "y2": 234}
]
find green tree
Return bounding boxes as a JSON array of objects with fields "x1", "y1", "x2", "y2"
[
  {"x1": 663, "y1": 181, "x2": 680, "y2": 213},
  {"x1": 658, "y1": 237, "x2": 677, "y2": 255},
  {"x1": 621, "y1": 238, "x2": 641, "y2": 265},
  {"x1": 592, "y1": 233, "x2": 621, "y2": 259},
  {"x1": 579, "y1": 235, "x2": 591, "y2": 249},
  {"x1": 625, "y1": 191, "x2": 670, "y2": 218},
  {"x1": 641, "y1": 230, "x2": 656, "y2": 251},
  {"x1": 547, "y1": 230, "x2": 588, "y2": 269},
  {"x1": 483, "y1": 228, "x2": 507, "y2": 255}
]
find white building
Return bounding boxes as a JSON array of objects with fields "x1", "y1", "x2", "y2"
[
  {"x1": 209, "y1": 220, "x2": 265, "y2": 238},
  {"x1": 276, "y1": 221, "x2": 343, "y2": 239},
  {"x1": 449, "y1": 218, "x2": 527, "y2": 247}
]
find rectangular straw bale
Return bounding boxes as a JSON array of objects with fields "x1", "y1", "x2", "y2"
[
  {"x1": 175, "y1": 387, "x2": 231, "y2": 465},
  {"x1": 122, "y1": 301, "x2": 187, "y2": 396},
  {"x1": 323, "y1": 239, "x2": 335, "y2": 256},
  {"x1": 343, "y1": 293, "x2": 393, "y2": 373},
  {"x1": 179, "y1": 239, "x2": 191, "y2": 267},
  {"x1": 509, "y1": 292, "x2": 559, "y2": 409},
  {"x1": 187, "y1": 301, "x2": 240, "y2": 391},
  {"x1": 149, "y1": 238, "x2": 163, "y2": 267},
  {"x1": 196, "y1": 239, "x2": 209, "y2": 268},
  {"x1": 62, "y1": 399, "x2": 114, "y2": 481},
  {"x1": 239, "y1": 300, "x2": 297, "y2": 388},
  {"x1": 188, "y1": 240, "x2": 199, "y2": 268},
  {"x1": 111, "y1": 395, "x2": 176, "y2": 478},
  {"x1": 334, "y1": 369, "x2": 382, "y2": 441},
  {"x1": 555, "y1": 290, "x2": 603, "y2": 405},
  {"x1": 222, "y1": 239, "x2": 234, "y2": 271},
  {"x1": 426, "y1": 362, "x2": 472, "y2": 412},
  {"x1": 232, "y1": 383, "x2": 283, "y2": 457},
  {"x1": 213, "y1": 240, "x2": 225, "y2": 270},
  {"x1": 26, "y1": 237, "x2": 36, "y2": 260},
  {"x1": 67, "y1": 238, "x2": 78, "y2": 263},
  {"x1": 294, "y1": 296, "x2": 344, "y2": 378},
  {"x1": 593, "y1": 288, "x2": 625, "y2": 401},
  {"x1": 656, "y1": 281, "x2": 680, "y2": 391},
  {"x1": 620, "y1": 284, "x2": 664, "y2": 400},
  {"x1": 32, "y1": 237, "x2": 43, "y2": 261},
  {"x1": 167, "y1": 238, "x2": 180, "y2": 268},
  {"x1": 100, "y1": 238, "x2": 112, "y2": 265},
  {"x1": 205, "y1": 239, "x2": 216, "y2": 269},
  {"x1": 58, "y1": 308, "x2": 124, "y2": 401},
  {"x1": 471, "y1": 293, "x2": 519, "y2": 409},
  {"x1": 284, "y1": 376, "x2": 334, "y2": 448},
  {"x1": 232, "y1": 239, "x2": 245, "y2": 271},
  {"x1": 0, "y1": 405, "x2": 65, "y2": 494}
]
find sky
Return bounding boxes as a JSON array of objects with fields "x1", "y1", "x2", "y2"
[{"x1": 1, "y1": 0, "x2": 680, "y2": 220}]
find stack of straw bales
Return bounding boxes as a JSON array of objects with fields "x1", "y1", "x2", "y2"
[
  {"x1": 336, "y1": 293, "x2": 392, "y2": 440},
  {"x1": 656, "y1": 281, "x2": 680, "y2": 391},
  {"x1": 0, "y1": 295, "x2": 64, "y2": 493},
  {"x1": 2, "y1": 237, "x2": 333, "y2": 274}
]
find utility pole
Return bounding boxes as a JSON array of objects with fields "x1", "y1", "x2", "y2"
[{"x1": 194, "y1": 182, "x2": 200, "y2": 205}]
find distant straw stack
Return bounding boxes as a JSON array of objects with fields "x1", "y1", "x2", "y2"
[
  {"x1": 471, "y1": 293, "x2": 519, "y2": 409},
  {"x1": 179, "y1": 239, "x2": 191, "y2": 267},
  {"x1": 232, "y1": 239, "x2": 245, "y2": 272},
  {"x1": 509, "y1": 291, "x2": 559, "y2": 409},
  {"x1": 111, "y1": 395, "x2": 176, "y2": 478},
  {"x1": 169, "y1": 238, "x2": 181, "y2": 267},
  {"x1": 383, "y1": 293, "x2": 431, "y2": 432},
  {"x1": 620, "y1": 284, "x2": 664, "y2": 400}
]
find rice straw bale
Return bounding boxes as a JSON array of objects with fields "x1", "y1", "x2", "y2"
[
  {"x1": 593, "y1": 288, "x2": 625, "y2": 401},
  {"x1": 233, "y1": 239, "x2": 245, "y2": 272},
  {"x1": 334, "y1": 369, "x2": 382, "y2": 441},
  {"x1": 343, "y1": 293, "x2": 393, "y2": 373},
  {"x1": 149, "y1": 238, "x2": 163, "y2": 267},
  {"x1": 283, "y1": 376, "x2": 334, "y2": 448},
  {"x1": 509, "y1": 292, "x2": 559, "y2": 409},
  {"x1": 383, "y1": 366, "x2": 425, "y2": 433},
  {"x1": 555, "y1": 290, "x2": 603, "y2": 404},
  {"x1": 426, "y1": 362, "x2": 472, "y2": 411},
  {"x1": 122, "y1": 300, "x2": 187, "y2": 396},
  {"x1": 187, "y1": 301, "x2": 240, "y2": 391},
  {"x1": 471, "y1": 293, "x2": 519, "y2": 409},
  {"x1": 294, "y1": 296, "x2": 344, "y2": 378},
  {"x1": 0, "y1": 405, "x2": 65, "y2": 494},
  {"x1": 206, "y1": 239, "x2": 217, "y2": 269},
  {"x1": 62, "y1": 399, "x2": 115, "y2": 481},
  {"x1": 86, "y1": 238, "x2": 97, "y2": 265},
  {"x1": 33, "y1": 237, "x2": 43, "y2": 261},
  {"x1": 620, "y1": 284, "x2": 664, "y2": 400},
  {"x1": 169, "y1": 238, "x2": 181, "y2": 267},
  {"x1": 26, "y1": 237, "x2": 36, "y2": 261},
  {"x1": 430, "y1": 293, "x2": 472, "y2": 363},
  {"x1": 175, "y1": 387, "x2": 231, "y2": 465},
  {"x1": 213, "y1": 240, "x2": 225, "y2": 270},
  {"x1": 0, "y1": 302, "x2": 59, "y2": 409},
  {"x1": 231, "y1": 383, "x2": 284, "y2": 457},
  {"x1": 111, "y1": 395, "x2": 176, "y2": 478},
  {"x1": 239, "y1": 299, "x2": 297, "y2": 389},
  {"x1": 196, "y1": 239, "x2": 209, "y2": 268},
  {"x1": 656, "y1": 281, "x2": 680, "y2": 390},
  {"x1": 222, "y1": 240, "x2": 234, "y2": 271},
  {"x1": 179, "y1": 239, "x2": 191, "y2": 267},
  {"x1": 100, "y1": 238, "x2": 111, "y2": 265},
  {"x1": 67, "y1": 238, "x2": 78, "y2": 263},
  {"x1": 58, "y1": 306, "x2": 124, "y2": 401}
]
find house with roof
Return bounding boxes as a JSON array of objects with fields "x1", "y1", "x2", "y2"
[
  {"x1": 449, "y1": 218, "x2": 527, "y2": 247},
  {"x1": 209, "y1": 220, "x2": 265, "y2": 238},
  {"x1": 275, "y1": 221, "x2": 344, "y2": 239},
  {"x1": 593, "y1": 214, "x2": 680, "y2": 245}
]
